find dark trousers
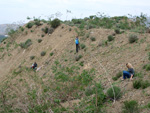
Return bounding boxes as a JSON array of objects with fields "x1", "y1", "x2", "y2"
[
  {"x1": 76, "y1": 44, "x2": 79, "y2": 53},
  {"x1": 123, "y1": 70, "x2": 131, "y2": 79}
]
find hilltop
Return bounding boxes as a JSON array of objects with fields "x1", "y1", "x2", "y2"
[{"x1": 0, "y1": 15, "x2": 150, "y2": 112}]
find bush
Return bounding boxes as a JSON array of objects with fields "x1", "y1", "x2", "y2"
[
  {"x1": 41, "y1": 34, "x2": 45, "y2": 37},
  {"x1": 38, "y1": 39, "x2": 42, "y2": 43},
  {"x1": 114, "y1": 28, "x2": 120, "y2": 34},
  {"x1": 107, "y1": 86, "x2": 121, "y2": 100},
  {"x1": 20, "y1": 39, "x2": 32, "y2": 49},
  {"x1": 108, "y1": 35, "x2": 114, "y2": 41},
  {"x1": 34, "y1": 20, "x2": 42, "y2": 26},
  {"x1": 69, "y1": 28, "x2": 72, "y2": 31},
  {"x1": 112, "y1": 71, "x2": 122, "y2": 81},
  {"x1": 80, "y1": 43, "x2": 86, "y2": 49},
  {"x1": 85, "y1": 86, "x2": 95, "y2": 96},
  {"x1": 141, "y1": 80, "x2": 150, "y2": 89},
  {"x1": 143, "y1": 64, "x2": 150, "y2": 71},
  {"x1": 42, "y1": 27, "x2": 49, "y2": 34},
  {"x1": 50, "y1": 52, "x2": 54, "y2": 56},
  {"x1": 51, "y1": 18, "x2": 61, "y2": 28},
  {"x1": 90, "y1": 37, "x2": 96, "y2": 41},
  {"x1": 133, "y1": 79, "x2": 142, "y2": 89},
  {"x1": 148, "y1": 52, "x2": 150, "y2": 61},
  {"x1": 48, "y1": 27, "x2": 54, "y2": 34},
  {"x1": 122, "y1": 100, "x2": 139, "y2": 113},
  {"x1": 30, "y1": 56, "x2": 35, "y2": 60},
  {"x1": 128, "y1": 34, "x2": 138, "y2": 43},
  {"x1": 41, "y1": 51, "x2": 46, "y2": 56},
  {"x1": 26, "y1": 22, "x2": 34, "y2": 28},
  {"x1": 79, "y1": 61, "x2": 84, "y2": 66},
  {"x1": 75, "y1": 55, "x2": 83, "y2": 61}
]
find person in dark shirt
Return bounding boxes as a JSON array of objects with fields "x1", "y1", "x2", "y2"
[
  {"x1": 122, "y1": 63, "x2": 134, "y2": 80},
  {"x1": 31, "y1": 62, "x2": 37, "y2": 70}
]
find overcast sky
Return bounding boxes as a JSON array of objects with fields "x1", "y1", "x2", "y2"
[{"x1": 0, "y1": 0, "x2": 150, "y2": 24}]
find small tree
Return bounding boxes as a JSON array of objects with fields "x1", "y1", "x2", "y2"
[{"x1": 51, "y1": 18, "x2": 61, "y2": 28}]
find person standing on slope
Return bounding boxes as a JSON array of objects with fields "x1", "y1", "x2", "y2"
[{"x1": 75, "y1": 36, "x2": 80, "y2": 53}]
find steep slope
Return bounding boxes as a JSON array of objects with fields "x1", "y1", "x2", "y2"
[{"x1": 0, "y1": 21, "x2": 150, "y2": 112}]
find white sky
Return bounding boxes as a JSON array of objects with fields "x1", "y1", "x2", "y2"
[{"x1": 0, "y1": 0, "x2": 150, "y2": 24}]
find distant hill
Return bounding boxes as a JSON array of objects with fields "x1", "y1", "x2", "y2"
[
  {"x1": 0, "y1": 34, "x2": 5, "y2": 42},
  {"x1": 0, "y1": 24, "x2": 24, "y2": 35}
]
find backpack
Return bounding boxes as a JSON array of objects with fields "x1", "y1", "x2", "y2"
[{"x1": 75, "y1": 38, "x2": 79, "y2": 44}]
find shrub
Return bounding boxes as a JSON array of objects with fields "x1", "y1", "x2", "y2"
[
  {"x1": 51, "y1": 18, "x2": 61, "y2": 28},
  {"x1": 20, "y1": 39, "x2": 32, "y2": 49},
  {"x1": 86, "y1": 33, "x2": 90, "y2": 38},
  {"x1": 30, "y1": 56, "x2": 35, "y2": 60},
  {"x1": 85, "y1": 86, "x2": 95, "y2": 96},
  {"x1": 50, "y1": 52, "x2": 54, "y2": 56},
  {"x1": 114, "y1": 28, "x2": 120, "y2": 34},
  {"x1": 42, "y1": 27, "x2": 49, "y2": 34},
  {"x1": 108, "y1": 35, "x2": 114, "y2": 41},
  {"x1": 41, "y1": 34, "x2": 45, "y2": 37},
  {"x1": 133, "y1": 79, "x2": 142, "y2": 89},
  {"x1": 79, "y1": 61, "x2": 84, "y2": 66},
  {"x1": 34, "y1": 20, "x2": 42, "y2": 26},
  {"x1": 69, "y1": 28, "x2": 72, "y2": 31},
  {"x1": 107, "y1": 86, "x2": 121, "y2": 100},
  {"x1": 75, "y1": 55, "x2": 83, "y2": 61},
  {"x1": 38, "y1": 39, "x2": 42, "y2": 43},
  {"x1": 26, "y1": 22, "x2": 34, "y2": 28},
  {"x1": 128, "y1": 34, "x2": 138, "y2": 43},
  {"x1": 30, "y1": 30, "x2": 34, "y2": 32},
  {"x1": 20, "y1": 27, "x2": 24, "y2": 32},
  {"x1": 141, "y1": 80, "x2": 150, "y2": 89},
  {"x1": 41, "y1": 51, "x2": 46, "y2": 56},
  {"x1": 48, "y1": 27, "x2": 54, "y2": 34},
  {"x1": 80, "y1": 43, "x2": 86, "y2": 49},
  {"x1": 148, "y1": 52, "x2": 150, "y2": 61},
  {"x1": 90, "y1": 37, "x2": 96, "y2": 41},
  {"x1": 143, "y1": 64, "x2": 150, "y2": 71},
  {"x1": 122, "y1": 100, "x2": 139, "y2": 113},
  {"x1": 112, "y1": 71, "x2": 122, "y2": 81}
]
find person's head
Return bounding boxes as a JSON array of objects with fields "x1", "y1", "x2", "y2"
[
  {"x1": 126, "y1": 63, "x2": 133, "y2": 69},
  {"x1": 76, "y1": 36, "x2": 78, "y2": 39}
]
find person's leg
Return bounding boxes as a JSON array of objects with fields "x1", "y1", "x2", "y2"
[
  {"x1": 123, "y1": 70, "x2": 131, "y2": 79},
  {"x1": 76, "y1": 44, "x2": 78, "y2": 53}
]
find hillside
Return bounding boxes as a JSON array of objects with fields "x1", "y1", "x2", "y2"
[{"x1": 0, "y1": 16, "x2": 150, "y2": 112}]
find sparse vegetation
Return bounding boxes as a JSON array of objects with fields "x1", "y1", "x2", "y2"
[
  {"x1": 30, "y1": 56, "x2": 35, "y2": 60},
  {"x1": 42, "y1": 27, "x2": 49, "y2": 34},
  {"x1": 80, "y1": 43, "x2": 86, "y2": 49},
  {"x1": 79, "y1": 61, "x2": 84, "y2": 66},
  {"x1": 112, "y1": 71, "x2": 122, "y2": 81},
  {"x1": 133, "y1": 79, "x2": 150, "y2": 89},
  {"x1": 133, "y1": 79, "x2": 142, "y2": 89},
  {"x1": 90, "y1": 37, "x2": 96, "y2": 41},
  {"x1": 50, "y1": 52, "x2": 54, "y2": 56},
  {"x1": 38, "y1": 39, "x2": 42, "y2": 43},
  {"x1": 114, "y1": 28, "x2": 120, "y2": 34},
  {"x1": 107, "y1": 86, "x2": 121, "y2": 100},
  {"x1": 20, "y1": 39, "x2": 32, "y2": 49},
  {"x1": 108, "y1": 35, "x2": 114, "y2": 41},
  {"x1": 26, "y1": 22, "x2": 34, "y2": 28},
  {"x1": 122, "y1": 100, "x2": 139, "y2": 113},
  {"x1": 128, "y1": 34, "x2": 138, "y2": 43},
  {"x1": 1, "y1": 14, "x2": 150, "y2": 112},
  {"x1": 75, "y1": 55, "x2": 83, "y2": 61},
  {"x1": 41, "y1": 51, "x2": 46, "y2": 56},
  {"x1": 50, "y1": 18, "x2": 61, "y2": 28}
]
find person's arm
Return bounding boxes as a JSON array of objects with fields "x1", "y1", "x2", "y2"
[{"x1": 130, "y1": 74, "x2": 133, "y2": 80}]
